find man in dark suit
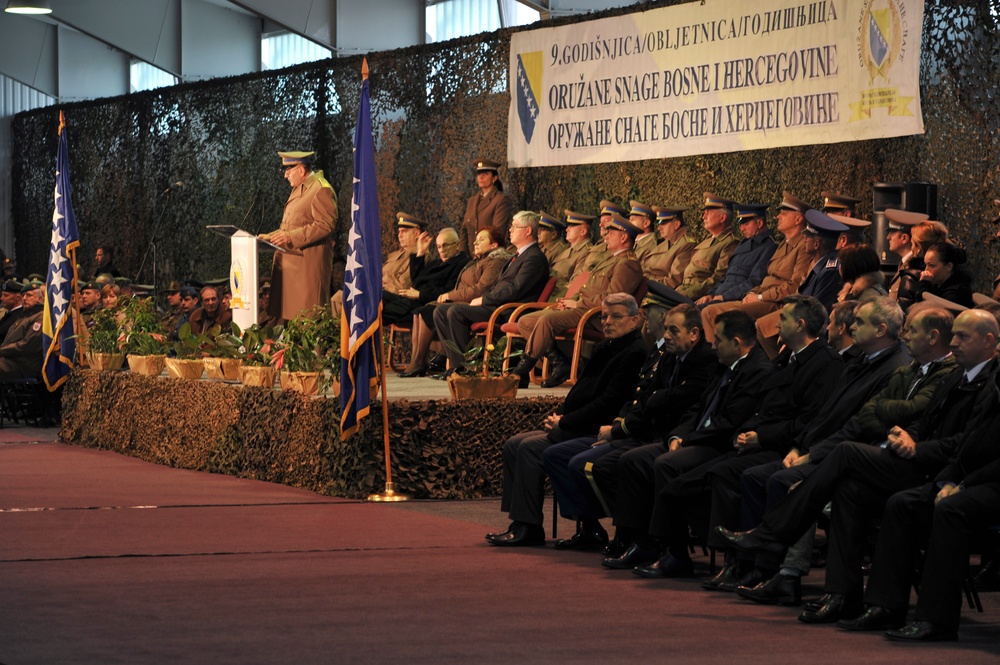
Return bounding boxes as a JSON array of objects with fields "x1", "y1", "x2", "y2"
[
  {"x1": 722, "y1": 306, "x2": 956, "y2": 603},
  {"x1": 486, "y1": 293, "x2": 648, "y2": 547},
  {"x1": 602, "y1": 309, "x2": 773, "y2": 570},
  {"x1": 854, "y1": 399, "x2": 1000, "y2": 640},
  {"x1": 708, "y1": 296, "x2": 911, "y2": 593},
  {"x1": 541, "y1": 301, "x2": 717, "y2": 551},
  {"x1": 717, "y1": 308, "x2": 999, "y2": 624},
  {"x1": 434, "y1": 210, "x2": 549, "y2": 375},
  {"x1": 631, "y1": 295, "x2": 844, "y2": 578}
]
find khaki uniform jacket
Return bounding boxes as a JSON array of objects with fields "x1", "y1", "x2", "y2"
[
  {"x1": 269, "y1": 170, "x2": 337, "y2": 321},
  {"x1": 577, "y1": 249, "x2": 644, "y2": 309},
  {"x1": 550, "y1": 240, "x2": 593, "y2": 299},
  {"x1": 584, "y1": 241, "x2": 609, "y2": 273},
  {"x1": 747, "y1": 232, "x2": 812, "y2": 303},
  {"x1": 633, "y1": 232, "x2": 659, "y2": 263},
  {"x1": 542, "y1": 238, "x2": 569, "y2": 265},
  {"x1": 677, "y1": 230, "x2": 739, "y2": 299},
  {"x1": 446, "y1": 250, "x2": 511, "y2": 303},
  {"x1": 382, "y1": 248, "x2": 415, "y2": 294},
  {"x1": 459, "y1": 187, "x2": 512, "y2": 255},
  {"x1": 643, "y1": 226, "x2": 696, "y2": 288}
]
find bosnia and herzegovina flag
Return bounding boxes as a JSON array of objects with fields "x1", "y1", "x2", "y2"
[
  {"x1": 516, "y1": 51, "x2": 543, "y2": 145},
  {"x1": 340, "y1": 60, "x2": 383, "y2": 439},
  {"x1": 43, "y1": 111, "x2": 81, "y2": 391}
]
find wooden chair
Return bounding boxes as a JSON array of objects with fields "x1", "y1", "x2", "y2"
[
  {"x1": 491, "y1": 274, "x2": 586, "y2": 384},
  {"x1": 540, "y1": 278, "x2": 649, "y2": 387},
  {"x1": 385, "y1": 322, "x2": 412, "y2": 372},
  {"x1": 466, "y1": 276, "x2": 558, "y2": 374}
]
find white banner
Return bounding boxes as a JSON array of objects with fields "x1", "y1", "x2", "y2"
[{"x1": 508, "y1": 0, "x2": 924, "y2": 167}]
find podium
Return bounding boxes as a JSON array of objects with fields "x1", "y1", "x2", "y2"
[{"x1": 206, "y1": 225, "x2": 299, "y2": 331}]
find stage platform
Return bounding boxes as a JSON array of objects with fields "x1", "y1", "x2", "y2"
[{"x1": 59, "y1": 369, "x2": 568, "y2": 501}]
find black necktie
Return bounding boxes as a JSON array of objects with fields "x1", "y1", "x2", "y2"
[{"x1": 697, "y1": 366, "x2": 733, "y2": 430}]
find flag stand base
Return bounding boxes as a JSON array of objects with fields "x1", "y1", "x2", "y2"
[{"x1": 367, "y1": 482, "x2": 410, "y2": 503}]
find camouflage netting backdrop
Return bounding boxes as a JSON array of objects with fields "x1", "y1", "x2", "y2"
[
  {"x1": 60, "y1": 371, "x2": 561, "y2": 499},
  {"x1": 9, "y1": 0, "x2": 1000, "y2": 290}
]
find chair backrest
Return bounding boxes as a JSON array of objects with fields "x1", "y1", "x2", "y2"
[
  {"x1": 537, "y1": 276, "x2": 558, "y2": 302},
  {"x1": 562, "y1": 272, "x2": 590, "y2": 300}
]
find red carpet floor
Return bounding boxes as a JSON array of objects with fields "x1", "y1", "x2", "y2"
[{"x1": 2, "y1": 442, "x2": 998, "y2": 664}]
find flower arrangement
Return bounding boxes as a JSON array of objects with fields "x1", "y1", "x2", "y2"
[{"x1": 443, "y1": 335, "x2": 520, "y2": 377}]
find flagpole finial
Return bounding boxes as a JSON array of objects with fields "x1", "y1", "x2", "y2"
[
  {"x1": 362, "y1": 58, "x2": 369, "y2": 81},
  {"x1": 58, "y1": 110, "x2": 65, "y2": 136}
]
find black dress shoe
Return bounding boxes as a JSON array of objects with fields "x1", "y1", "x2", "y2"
[
  {"x1": 702, "y1": 560, "x2": 754, "y2": 591},
  {"x1": 541, "y1": 352, "x2": 572, "y2": 388},
  {"x1": 555, "y1": 525, "x2": 609, "y2": 551},
  {"x1": 718, "y1": 567, "x2": 766, "y2": 593},
  {"x1": 714, "y1": 526, "x2": 785, "y2": 555},
  {"x1": 884, "y1": 621, "x2": 958, "y2": 642},
  {"x1": 601, "y1": 543, "x2": 658, "y2": 570},
  {"x1": 603, "y1": 536, "x2": 628, "y2": 558},
  {"x1": 426, "y1": 354, "x2": 447, "y2": 373},
  {"x1": 633, "y1": 553, "x2": 695, "y2": 579},
  {"x1": 397, "y1": 366, "x2": 426, "y2": 378},
  {"x1": 485, "y1": 522, "x2": 515, "y2": 542},
  {"x1": 489, "y1": 522, "x2": 545, "y2": 547},
  {"x1": 737, "y1": 573, "x2": 802, "y2": 606},
  {"x1": 798, "y1": 593, "x2": 861, "y2": 624},
  {"x1": 837, "y1": 605, "x2": 905, "y2": 632},
  {"x1": 511, "y1": 356, "x2": 537, "y2": 378}
]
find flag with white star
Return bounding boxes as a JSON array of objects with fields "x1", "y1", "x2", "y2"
[
  {"x1": 42, "y1": 111, "x2": 82, "y2": 391},
  {"x1": 339, "y1": 66, "x2": 383, "y2": 438}
]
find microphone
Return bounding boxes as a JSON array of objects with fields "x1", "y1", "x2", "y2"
[{"x1": 162, "y1": 181, "x2": 184, "y2": 195}]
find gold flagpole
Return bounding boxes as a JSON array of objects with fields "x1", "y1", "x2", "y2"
[
  {"x1": 365, "y1": 58, "x2": 408, "y2": 503},
  {"x1": 368, "y1": 316, "x2": 409, "y2": 502}
]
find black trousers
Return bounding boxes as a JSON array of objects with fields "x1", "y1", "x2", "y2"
[
  {"x1": 754, "y1": 442, "x2": 928, "y2": 600},
  {"x1": 864, "y1": 483, "x2": 1000, "y2": 629}
]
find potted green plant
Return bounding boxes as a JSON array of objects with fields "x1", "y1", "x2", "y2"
[
  {"x1": 200, "y1": 323, "x2": 243, "y2": 381},
  {"x1": 235, "y1": 322, "x2": 283, "y2": 388},
  {"x1": 275, "y1": 306, "x2": 340, "y2": 395},
  {"x1": 84, "y1": 308, "x2": 125, "y2": 371},
  {"x1": 164, "y1": 323, "x2": 207, "y2": 379},
  {"x1": 444, "y1": 336, "x2": 520, "y2": 400},
  {"x1": 121, "y1": 297, "x2": 168, "y2": 376}
]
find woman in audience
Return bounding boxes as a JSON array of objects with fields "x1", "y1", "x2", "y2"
[
  {"x1": 894, "y1": 220, "x2": 949, "y2": 310},
  {"x1": 836, "y1": 244, "x2": 882, "y2": 302},
  {"x1": 916, "y1": 241, "x2": 974, "y2": 308},
  {"x1": 398, "y1": 227, "x2": 511, "y2": 377}
]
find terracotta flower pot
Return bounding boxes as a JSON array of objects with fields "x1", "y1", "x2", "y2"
[
  {"x1": 279, "y1": 371, "x2": 322, "y2": 395},
  {"x1": 447, "y1": 374, "x2": 519, "y2": 400},
  {"x1": 164, "y1": 358, "x2": 205, "y2": 380},
  {"x1": 127, "y1": 354, "x2": 165, "y2": 376},
  {"x1": 87, "y1": 352, "x2": 125, "y2": 372},
  {"x1": 239, "y1": 365, "x2": 276, "y2": 388},
  {"x1": 204, "y1": 358, "x2": 242, "y2": 381}
]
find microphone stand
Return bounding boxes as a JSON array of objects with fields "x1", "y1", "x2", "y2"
[{"x1": 135, "y1": 183, "x2": 181, "y2": 306}]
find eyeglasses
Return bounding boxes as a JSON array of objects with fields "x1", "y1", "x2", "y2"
[
  {"x1": 600, "y1": 312, "x2": 630, "y2": 321},
  {"x1": 510, "y1": 224, "x2": 530, "y2": 229},
  {"x1": 436, "y1": 241, "x2": 458, "y2": 249}
]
